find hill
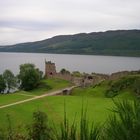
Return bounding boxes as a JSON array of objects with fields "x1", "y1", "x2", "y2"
[{"x1": 0, "y1": 30, "x2": 140, "y2": 57}]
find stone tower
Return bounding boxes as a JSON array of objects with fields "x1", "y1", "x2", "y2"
[{"x1": 45, "y1": 60, "x2": 57, "y2": 78}]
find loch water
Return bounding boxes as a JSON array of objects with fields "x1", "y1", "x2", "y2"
[{"x1": 0, "y1": 52, "x2": 140, "y2": 75}]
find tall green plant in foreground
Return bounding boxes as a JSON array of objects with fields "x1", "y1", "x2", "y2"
[
  {"x1": 102, "y1": 99, "x2": 140, "y2": 140},
  {"x1": 53, "y1": 103, "x2": 77, "y2": 140},
  {"x1": 27, "y1": 111, "x2": 52, "y2": 140},
  {"x1": 0, "y1": 100, "x2": 140, "y2": 140},
  {"x1": 53, "y1": 102, "x2": 100, "y2": 140},
  {"x1": 3, "y1": 115, "x2": 26, "y2": 140},
  {"x1": 0, "y1": 129, "x2": 4, "y2": 140},
  {"x1": 79, "y1": 107, "x2": 100, "y2": 140}
]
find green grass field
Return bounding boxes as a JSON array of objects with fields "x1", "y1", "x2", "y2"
[
  {"x1": 0, "y1": 78, "x2": 136, "y2": 131},
  {"x1": 26, "y1": 78, "x2": 72, "y2": 95},
  {"x1": 0, "y1": 78, "x2": 71, "y2": 106},
  {"x1": 0, "y1": 91, "x2": 32, "y2": 106},
  {"x1": 0, "y1": 96, "x2": 113, "y2": 129}
]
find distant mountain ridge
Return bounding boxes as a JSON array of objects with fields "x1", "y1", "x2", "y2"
[{"x1": 0, "y1": 30, "x2": 140, "y2": 57}]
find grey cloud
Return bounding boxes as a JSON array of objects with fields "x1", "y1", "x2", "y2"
[
  {"x1": 0, "y1": 20, "x2": 64, "y2": 31},
  {"x1": 0, "y1": 0, "x2": 140, "y2": 45}
]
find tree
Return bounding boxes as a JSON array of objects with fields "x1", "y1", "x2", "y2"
[
  {"x1": 60, "y1": 68, "x2": 70, "y2": 74},
  {"x1": 18, "y1": 63, "x2": 42, "y2": 91},
  {"x1": 3, "y1": 70, "x2": 16, "y2": 93},
  {"x1": 72, "y1": 71, "x2": 82, "y2": 77},
  {"x1": 0, "y1": 75, "x2": 6, "y2": 94}
]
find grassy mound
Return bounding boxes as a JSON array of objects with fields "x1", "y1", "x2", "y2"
[{"x1": 105, "y1": 75, "x2": 140, "y2": 98}]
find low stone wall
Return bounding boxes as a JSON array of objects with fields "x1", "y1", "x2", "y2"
[
  {"x1": 109, "y1": 71, "x2": 132, "y2": 80},
  {"x1": 92, "y1": 70, "x2": 140, "y2": 82},
  {"x1": 92, "y1": 76, "x2": 104, "y2": 85},
  {"x1": 47, "y1": 70, "x2": 140, "y2": 87},
  {"x1": 55, "y1": 73, "x2": 85, "y2": 86},
  {"x1": 55, "y1": 73, "x2": 73, "y2": 81},
  {"x1": 104, "y1": 70, "x2": 140, "y2": 81},
  {"x1": 72, "y1": 77, "x2": 84, "y2": 86}
]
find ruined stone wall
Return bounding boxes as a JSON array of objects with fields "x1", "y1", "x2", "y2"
[
  {"x1": 72, "y1": 77, "x2": 84, "y2": 86},
  {"x1": 45, "y1": 60, "x2": 139, "y2": 87},
  {"x1": 82, "y1": 78, "x2": 93, "y2": 87},
  {"x1": 109, "y1": 70, "x2": 140, "y2": 80},
  {"x1": 92, "y1": 73, "x2": 109, "y2": 80},
  {"x1": 92, "y1": 76, "x2": 104, "y2": 85},
  {"x1": 55, "y1": 73, "x2": 73, "y2": 81},
  {"x1": 109, "y1": 71, "x2": 130, "y2": 80},
  {"x1": 54, "y1": 73, "x2": 85, "y2": 86},
  {"x1": 55, "y1": 70, "x2": 140, "y2": 87}
]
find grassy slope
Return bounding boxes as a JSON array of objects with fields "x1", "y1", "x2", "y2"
[
  {"x1": 29, "y1": 78, "x2": 72, "y2": 95},
  {"x1": 0, "y1": 78, "x2": 71, "y2": 106},
  {"x1": 71, "y1": 80, "x2": 136, "y2": 99},
  {"x1": 0, "y1": 91, "x2": 32, "y2": 106},
  {"x1": 0, "y1": 78, "x2": 136, "y2": 130},
  {"x1": 0, "y1": 96, "x2": 113, "y2": 129}
]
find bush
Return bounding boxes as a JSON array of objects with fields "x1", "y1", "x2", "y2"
[
  {"x1": 105, "y1": 75, "x2": 140, "y2": 98},
  {"x1": 72, "y1": 71, "x2": 82, "y2": 77},
  {"x1": 60, "y1": 69, "x2": 70, "y2": 74},
  {"x1": 105, "y1": 90, "x2": 118, "y2": 98},
  {"x1": 27, "y1": 111, "x2": 52, "y2": 140}
]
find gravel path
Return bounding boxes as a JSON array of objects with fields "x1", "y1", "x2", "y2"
[{"x1": 0, "y1": 86, "x2": 76, "y2": 109}]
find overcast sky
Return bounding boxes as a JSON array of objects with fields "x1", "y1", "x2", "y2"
[{"x1": 0, "y1": 0, "x2": 140, "y2": 45}]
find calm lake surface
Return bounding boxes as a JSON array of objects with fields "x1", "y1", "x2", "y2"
[{"x1": 0, "y1": 52, "x2": 140, "y2": 75}]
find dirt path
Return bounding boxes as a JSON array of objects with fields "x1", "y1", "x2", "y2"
[{"x1": 0, "y1": 86, "x2": 76, "y2": 109}]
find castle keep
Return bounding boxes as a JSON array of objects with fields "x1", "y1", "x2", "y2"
[
  {"x1": 45, "y1": 61, "x2": 56, "y2": 78},
  {"x1": 45, "y1": 60, "x2": 73, "y2": 81}
]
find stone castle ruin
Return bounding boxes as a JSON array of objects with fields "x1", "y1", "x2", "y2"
[
  {"x1": 45, "y1": 60, "x2": 106, "y2": 87},
  {"x1": 45, "y1": 60, "x2": 140, "y2": 87},
  {"x1": 45, "y1": 60, "x2": 73, "y2": 81}
]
